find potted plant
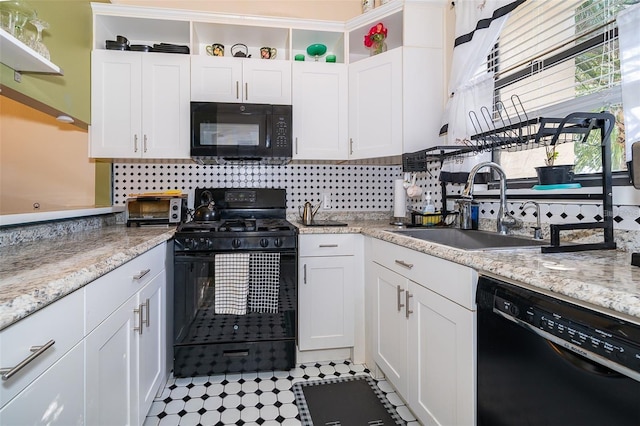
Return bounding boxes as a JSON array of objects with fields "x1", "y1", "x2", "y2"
[{"x1": 535, "y1": 144, "x2": 574, "y2": 185}]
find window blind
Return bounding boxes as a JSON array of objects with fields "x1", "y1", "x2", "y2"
[{"x1": 488, "y1": 0, "x2": 637, "y2": 120}]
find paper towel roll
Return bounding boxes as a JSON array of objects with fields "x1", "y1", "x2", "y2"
[{"x1": 393, "y1": 179, "x2": 407, "y2": 218}]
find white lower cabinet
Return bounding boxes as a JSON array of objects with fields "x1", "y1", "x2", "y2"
[
  {"x1": 86, "y1": 263, "x2": 166, "y2": 426},
  {"x1": 298, "y1": 234, "x2": 357, "y2": 351},
  {"x1": 370, "y1": 238, "x2": 477, "y2": 426},
  {"x1": 0, "y1": 342, "x2": 85, "y2": 425}
]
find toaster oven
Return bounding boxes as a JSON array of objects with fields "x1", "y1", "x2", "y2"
[{"x1": 126, "y1": 195, "x2": 187, "y2": 227}]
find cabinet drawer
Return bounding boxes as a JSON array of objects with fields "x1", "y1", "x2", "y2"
[
  {"x1": 0, "y1": 289, "x2": 84, "y2": 407},
  {"x1": 85, "y1": 243, "x2": 166, "y2": 333},
  {"x1": 299, "y1": 234, "x2": 355, "y2": 257},
  {"x1": 371, "y1": 238, "x2": 477, "y2": 310},
  {"x1": 0, "y1": 342, "x2": 85, "y2": 425}
]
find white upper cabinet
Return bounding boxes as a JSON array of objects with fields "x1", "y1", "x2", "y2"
[
  {"x1": 90, "y1": 1, "x2": 447, "y2": 161},
  {"x1": 90, "y1": 50, "x2": 190, "y2": 159},
  {"x1": 346, "y1": 1, "x2": 448, "y2": 158},
  {"x1": 191, "y1": 56, "x2": 291, "y2": 104},
  {"x1": 292, "y1": 61, "x2": 348, "y2": 160},
  {"x1": 348, "y1": 48, "x2": 403, "y2": 159}
]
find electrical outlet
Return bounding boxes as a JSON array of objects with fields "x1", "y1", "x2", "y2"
[
  {"x1": 14, "y1": 71, "x2": 22, "y2": 83},
  {"x1": 322, "y1": 193, "x2": 332, "y2": 210}
]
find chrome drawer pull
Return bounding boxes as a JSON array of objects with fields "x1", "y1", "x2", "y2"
[
  {"x1": 395, "y1": 260, "x2": 414, "y2": 269},
  {"x1": 133, "y1": 269, "x2": 151, "y2": 280},
  {"x1": 406, "y1": 291, "x2": 414, "y2": 319},
  {"x1": 319, "y1": 244, "x2": 339, "y2": 248},
  {"x1": 303, "y1": 264, "x2": 307, "y2": 284},
  {"x1": 1, "y1": 339, "x2": 55, "y2": 381},
  {"x1": 397, "y1": 285, "x2": 405, "y2": 312}
]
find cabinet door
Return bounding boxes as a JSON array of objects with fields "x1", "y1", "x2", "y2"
[
  {"x1": 348, "y1": 49, "x2": 403, "y2": 159},
  {"x1": 191, "y1": 56, "x2": 243, "y2": 102},
  {"x1": 0, "y1": 342, "x2": 85, "y2": 425},
  {"x1": 141, "y1": 54, "x2": 191, "y2": 159},
  {"x1": 85, "y1": 296, "x2": 139, "y2": 426},
  {"x1": 90, "y1": 50, "x2": 142, "y2": 158},
  {"x1": 243, "y1": 59, "x2": 292, "y2": 104},
  {"x1": 407, "y1": 282, "x2": 476, "y2": 426},
  {"x1": 138, "y1": 272, "x2": 166, "y2": 425},
  {"x1": 298, "y1": 256, "x2": 355, "y2": 351},
  {"x1": 371, "y1": 263, "x2": 409, "y2": 396},
  {"x1": 292, "y1": 62, "x2": 348, "y2": 160}
]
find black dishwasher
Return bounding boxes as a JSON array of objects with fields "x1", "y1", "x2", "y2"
[{"x1": 477, "y1": 276, "x2": 640, "y2": 426}]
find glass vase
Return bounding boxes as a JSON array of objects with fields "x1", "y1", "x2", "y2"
[{"x1": 369, "y1": 40, "x2": 387, "y2": 56}]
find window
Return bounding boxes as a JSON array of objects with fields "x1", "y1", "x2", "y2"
[{"x1": 489, "y1": 0, "x2": 637, "y2": 180}]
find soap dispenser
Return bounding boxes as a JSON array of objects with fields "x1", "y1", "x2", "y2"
[{"x1": 423, "y1": 191, "x2": 435, "y2": 214}]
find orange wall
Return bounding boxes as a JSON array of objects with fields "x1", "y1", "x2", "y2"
[
  {"x1": 0, "y1": 96, "x2": 96, "y2": 214},
  {"x1": 110, "y1": 0, "x2": 361, "y2": 21}
]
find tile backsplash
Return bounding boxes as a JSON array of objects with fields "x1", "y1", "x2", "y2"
[{"x1": 113, "y1": 161, "x2": 640, "y2": 234}]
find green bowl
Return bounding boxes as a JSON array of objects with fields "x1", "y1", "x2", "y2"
[
  {"x1": 306, "y1": 43, "x2": 327, "y2": 57},
  {"x1": 326, "y1": 54, "x2": 336, "y2": 63}
]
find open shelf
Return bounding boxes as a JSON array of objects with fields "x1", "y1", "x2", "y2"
[
  {"x1": 0, "y1": 28, "x2": 62, "y2": 74},
  {"x1": 92, "y1": 15, "x2": 191, "y2": 50},
  {"x1": 192, "y1": 21, "x2": 291, "y2": 59}
]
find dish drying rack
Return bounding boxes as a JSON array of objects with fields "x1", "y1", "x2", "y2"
[{"x1": 402, "y1": 97, "x2": 617, "y2": 252}]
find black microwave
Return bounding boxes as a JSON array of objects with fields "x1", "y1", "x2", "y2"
[{"x1": 190, "y1": 102, "x2": 292, "y2": 165}]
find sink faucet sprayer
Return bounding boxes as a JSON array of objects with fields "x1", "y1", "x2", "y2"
[
  {"x1": 458, "y1": 161, "x2": 520, "y2": 235},
  {"x1": 520, "y1": 201, "x2": 543, "y2": 240}
]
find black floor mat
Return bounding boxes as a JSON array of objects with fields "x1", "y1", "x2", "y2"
[{"x1": 293, "y1": 375, "x2": 405, "y2": 426}]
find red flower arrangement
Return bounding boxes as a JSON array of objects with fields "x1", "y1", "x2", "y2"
[{"x1": 364, "y1": 22, "x2": 388, "y2": 55}]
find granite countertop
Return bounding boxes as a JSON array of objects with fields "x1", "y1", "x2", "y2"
[
  {"x1": 2, "y1": 220, "x2": 639, "y2": 331},
  {"x1": 0, "y1": 226, "x2": 175, "y2": 331},
  {"x1": 296, "y1": 221, "x2": 640, "y2": 322}
]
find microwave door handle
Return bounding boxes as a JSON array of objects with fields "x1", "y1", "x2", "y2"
[{"x1": 266, "y1": 133, "x2": 271, "y2": 148}]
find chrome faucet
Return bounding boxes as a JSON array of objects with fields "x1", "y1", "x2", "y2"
[
  {"x1": 520, "y1": 201, "x2": 543, "y2": 240},
  {"x1": 460, "y1": 161, "x2": 520, "y2": 235}
]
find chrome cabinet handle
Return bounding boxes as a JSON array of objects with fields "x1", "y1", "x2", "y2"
[
  {"x1": 236, "y1": 81, "x2": 239, "y2": 99},
  {"x1": 143, "y1": 135, "x2": 148, "y2": 153},
  {"x1": 405, "y1": 291, "x2": 414, "y2": 319},
  {"x1": 133, "y1": 305, "x2": 143, "y2": 335},
  {"x1": 318, "y1": 244, "x2": 339, "y2": 248},
  {"x1": 397, "y1": 285, "x2": 405, "y2": 312},
  {"x1": 134, "y1": 134, "x2": 138, "y2": 152},
  {"x1": 303, "y1": 264, "x2": 307, "y2": 284},
  {"x1": 395, "y1": 260, "x2": 414, "y2": 269},
  {"x1": 245, "y1": 82, "x2": 248, "y2": 101},
  {"x1": 133, "y1": 269, "x2": 150, "y2": 280},
  {"x1": 1, "y1": 340, "x2": 55, "y2": 381},
  {"x1": 295, "y1": 137, "x2": 298, "y2": 155},
  {"x1": 143, "y1": 298, "x2": 150, "y2": 328},
  {"x1": 349, "y1": 138, "x2": 354, "y2": 155}
]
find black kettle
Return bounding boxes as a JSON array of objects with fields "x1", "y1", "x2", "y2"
[
  {"x1": 193, "y1": 190, "x2": 221, "y2": 221},
  {"x1": 194, "y1": 201, "x2": 220, "y2": 222},
  {"x1": 231, "y1": 43, "x2": 251, "y2": 58}
]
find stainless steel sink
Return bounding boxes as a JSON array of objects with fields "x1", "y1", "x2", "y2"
[{"x1": 391, "y1": 228, "x2": 548, "y2": 251}]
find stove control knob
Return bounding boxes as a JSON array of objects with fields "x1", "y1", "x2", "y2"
[
  {"x1": 207, "y1": 239, "x2": 215, "y2": 249},
  {"x1": 274, "y1": 238, "x2": 283, "y2": 248},
  {"x1": 260, "y1": 238, "x2": 269, "y2": 248},
  {"x1": 232, "y1": 239, "x2": 242, "y2": 249},
  {"x1": 187, "y1": 239, "x2": 198, "y2": 250}
]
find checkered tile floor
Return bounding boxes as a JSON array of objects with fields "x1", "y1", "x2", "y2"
[{"x1": 143, "y1": 360, "x2": 420, "y2": 425}]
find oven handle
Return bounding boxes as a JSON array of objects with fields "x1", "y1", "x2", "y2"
[{"x1": 223, "y1": 349, "x2": 250, "y2": 357}]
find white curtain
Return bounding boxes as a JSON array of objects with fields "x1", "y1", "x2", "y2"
[
  {"x1": 441, "y1": 0, "x2": 525, "y2": 175},
  {"x1": 616, "y1": 3, "x2": 640, "y2": 162}
]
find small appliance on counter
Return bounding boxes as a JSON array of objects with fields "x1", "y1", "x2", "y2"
[{"x1": 125, "y1": 191, "x2": 187, "y2": 227}]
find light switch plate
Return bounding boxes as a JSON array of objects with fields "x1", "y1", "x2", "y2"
[{"x1": 322, "y1": 193, "x2": 331, "y2": 209}]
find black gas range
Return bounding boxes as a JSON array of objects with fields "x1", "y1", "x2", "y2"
[
  {"x1": 174, "y1": 188, "x2": 297, "y2": 252},
  {"x1": 172, "y1": 188, "x2": 298, "y2": 377}
]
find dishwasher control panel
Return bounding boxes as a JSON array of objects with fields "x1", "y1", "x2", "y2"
[{"x1": 478, "y1": 278, "x2": 640, "y2": 380}]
